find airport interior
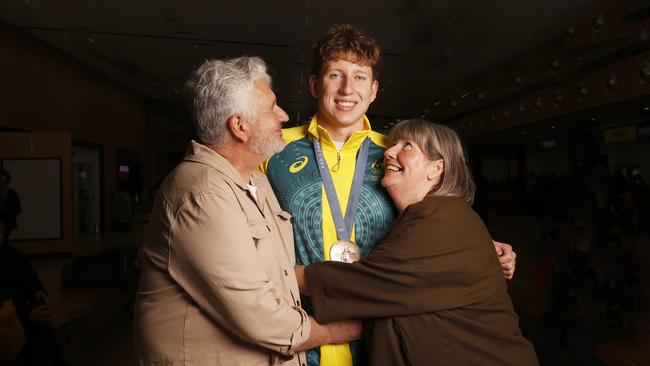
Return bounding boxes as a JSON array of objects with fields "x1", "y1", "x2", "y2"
[{"x1": 1, "y1": 0, "x2": 649, "y2": 364}]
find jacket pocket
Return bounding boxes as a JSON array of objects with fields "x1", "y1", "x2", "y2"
[
  {"x1": 249, "y1": 220, "x2": 271, "y2": 240},
  {"x1": 276, "y1": 210, "x2": 292, "y2": 222},
  {"x1": 274, "y1": 210, "x2": 294, "y2": 245}
]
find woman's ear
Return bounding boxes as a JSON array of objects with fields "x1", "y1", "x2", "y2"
[{"x1": 427, "y1": 159, "x2": 444, "y2": 181}]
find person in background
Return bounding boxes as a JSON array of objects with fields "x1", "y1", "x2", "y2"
[
  {"x1": 0, "y1": 168, "x2": 22, "y2": 244},
  {"x1": 110, "y1": 180, "x2": 132, "y2": 231},
  {"x1": 0, "y1": 219, "x2": 67, "y2": 366}
]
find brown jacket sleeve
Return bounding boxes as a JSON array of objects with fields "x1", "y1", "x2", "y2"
[{"x1": 305, "y1": 196, "x2": 506, "y2": 323}]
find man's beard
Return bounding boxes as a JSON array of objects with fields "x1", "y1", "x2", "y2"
[{"x1": 247, "y1": 125, "x2": 286, "y2": 158}]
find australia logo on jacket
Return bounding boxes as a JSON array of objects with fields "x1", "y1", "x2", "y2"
[{"x1": 369, "y1": 160, "x2": 385, "y2": 181}]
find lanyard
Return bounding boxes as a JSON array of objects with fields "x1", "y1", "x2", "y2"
[{"x1": 312, "y1": 137, "x2": 369, "y2": 241}]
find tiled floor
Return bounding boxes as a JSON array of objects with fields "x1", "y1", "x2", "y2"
[
  {"x1": 596, "y1": 311, "x2": 650, "y2": 366},
  {"x1": 32, "y1": 228, "x2": 142, "y2": 325},
  {"x1": 27, "y1": 228, "x2": 142, "y2": 365},
  {"x1": 62, "y1": 299, "x2": 135, "y2": 366}
]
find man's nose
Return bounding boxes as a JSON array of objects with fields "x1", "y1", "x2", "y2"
[
  {"x1": 275, "y1": 105, "x2": 289, "y2": 123},
  {"x1": 339, "y1": 77, "x2": 353, "y2": 94}
]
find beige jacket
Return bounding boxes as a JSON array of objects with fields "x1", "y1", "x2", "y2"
[{"x1": 134, "y1": 141, "x2": 311, "y2": 365}]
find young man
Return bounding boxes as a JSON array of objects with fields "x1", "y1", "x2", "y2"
[{"x1": 263, "y1": 25, "x2": 517, "y2": 366}]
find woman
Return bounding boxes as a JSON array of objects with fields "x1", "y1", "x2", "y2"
[{"x1": 296, "y1": 119, "x2": 539, "y2": 365}]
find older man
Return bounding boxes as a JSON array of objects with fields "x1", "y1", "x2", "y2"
[{"x1": 134, "y1": 57, "x2": 360, "y2": 365}]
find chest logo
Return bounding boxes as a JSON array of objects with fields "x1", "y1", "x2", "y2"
[
  {"x1": 289, "y1": 156, "x2": 309, "y2": 173},
  {"x1": 371, "y1": 160, "x2": 385, "y2": 176}
]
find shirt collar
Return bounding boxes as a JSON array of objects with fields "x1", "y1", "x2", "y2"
[
  {"x1": 183, "y1": 140, "x2": 249, "y2": 189},
  {"x1": 306, "y1": 115, "x2": 372, "y2": 149}
]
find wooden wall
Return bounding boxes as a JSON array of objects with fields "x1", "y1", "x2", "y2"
[{"x1": 0, "y1": 20, "x2": 151, "y2": 253}]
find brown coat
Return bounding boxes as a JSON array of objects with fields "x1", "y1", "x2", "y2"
[
  {"x1": 134, "y1": 141, "x2": 310, "y2": 365},
  {"x1": 305, "y1": 196, "x2": 538, "y2": 366}
]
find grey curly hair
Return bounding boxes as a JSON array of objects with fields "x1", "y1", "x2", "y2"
[{"x1": 184, "y1": 56, "x2": 272, "y2": 146}]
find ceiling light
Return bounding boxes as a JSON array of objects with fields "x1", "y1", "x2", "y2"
[
  {"x1": 518, "y1": 103, "x2": 525, "y2": 113},
  {"x1": 578, "y1": 85, "x2": 588, "y2": 96},
  {"x1": 607, "y1": 74, "x2": 618, "y2": 89},
  {"x1": 592, "y1": 14, "x2": 605, "y2": 32},
  {"x1": 566, "y1": 26, "x2": 576, "y2": 36},
  {"x1": 640, "y1": 67, "x2": 650, "y2": 83}
]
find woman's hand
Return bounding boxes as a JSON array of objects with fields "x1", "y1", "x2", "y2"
[{"x1": 493, "y1": 240, "x2": 517, "y2": 280}]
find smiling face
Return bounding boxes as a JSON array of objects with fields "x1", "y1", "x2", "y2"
[
  {"x1": 382, "y1": 138, "x2": 443, "y2": 211},
  {"x1": 309, "y1": 57, "x2": 378, "y2": 140}
]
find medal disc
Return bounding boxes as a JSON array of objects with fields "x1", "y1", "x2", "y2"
[{"x1": 329, "y1": 240, "x2": 361, "y2": 263}]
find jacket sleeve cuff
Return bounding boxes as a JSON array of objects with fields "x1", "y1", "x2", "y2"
[{"x1": 284, "y1": 305, "x2": 311, "y2": 355}]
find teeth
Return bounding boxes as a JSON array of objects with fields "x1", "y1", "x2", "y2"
[
  {"x1": 386, "y1": 165, "x2": 402, "y2": 172},
  {"x1": 337, "y1": 101, "x2": 355, "y2": 107}
]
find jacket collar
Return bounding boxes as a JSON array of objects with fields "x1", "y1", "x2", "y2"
[
  {"x1": 306, "y1": 115, "x2": 372, "y2": 151},
  {"x1": 183, "y1": 140, "x2": 249, "y2": 189}
]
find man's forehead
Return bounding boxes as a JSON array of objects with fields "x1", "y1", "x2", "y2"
[
  {"x1": 253, "y1": 79, "x2": 272, "y2": 93},
  {"x1": 252, "y1": 79, "x2": 276, "y2": 102},
  {"x1": 322, "y1": 56, "x2": 373, "y2": 72}
]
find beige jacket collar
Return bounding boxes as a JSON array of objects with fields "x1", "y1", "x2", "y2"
[{"x1": 183, "y1": 140, "x2": 249, "y2": 190}]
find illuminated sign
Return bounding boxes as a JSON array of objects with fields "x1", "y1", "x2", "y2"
[{"x1": 604, "y1": 126, "x2": 636, "y2": 144}]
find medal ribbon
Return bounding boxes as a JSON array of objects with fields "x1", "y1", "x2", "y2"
[{"x1": 312, "y1": 137, "x2": 369, "y2": 242}]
